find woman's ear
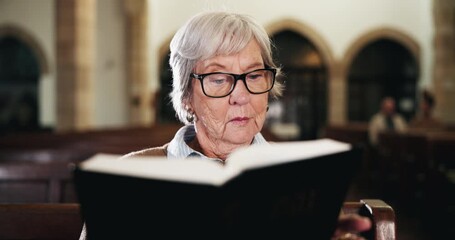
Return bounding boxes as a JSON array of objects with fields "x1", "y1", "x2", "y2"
[{"x1": 183, "y1": 100, "x2": 192, "y2": 112}]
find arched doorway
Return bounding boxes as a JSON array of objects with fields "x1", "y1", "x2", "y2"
[
  {"x1": 348, "y1": 39, "x2": 419, "y2": 122},
  {"x1": 0, "y1": 36, "x2": 40, "y2": 134},
  {"x1": 270, "y1": 30, "x2": 328, "y2": 140},
  {"x1": 157, "y1": 50, "x2": 178, "y2": 124}
]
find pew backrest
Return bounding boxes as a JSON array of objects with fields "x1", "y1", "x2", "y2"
[
  {"x1": 0, "y1": 203, "x2": 83, "y2": 240},
  {"x1": 0, "y1": 161, "x2": 77, "y2": 203}
]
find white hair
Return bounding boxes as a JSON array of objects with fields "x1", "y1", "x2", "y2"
[{"x1": 169, "y1": 11, "x2": 283, "y2": 124}]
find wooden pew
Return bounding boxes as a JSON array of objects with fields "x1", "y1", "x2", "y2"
[
  {"x1": 0, "y1": 148, "x2": 93, "y2": 163},
  {"x1": 427, "y1": 131, "x2": 455, "y2": 171},
  {"x1": 0, "y1": 124, "x2": 184, "y2": 162},
  {"x1": 423, "y1": 132, "x2": 455, "y2": 233},
  {"x1": 0, "y1": 123, "x2": 280, "y2": 163},
  {"x1": 0, "y1": 199, "x2": 395, "y2": 240},
  {"x1": 376, "y1": 131, "x2": 430, "y2": 207},
  {"x1": 0, "y1": 124, "x2": 275, "y2": 204},
  {"x1": 321, "y1": 123, "x2": 369, "y2": 146},
  {"x1": 0, "y1": 161, "x2": 77, "y2": 203},
  {"x1": 343, "y1": 199, "x2": 396, "y2": 240},
  {"x1": 0, "y1": 203, "x2": 83, "y2": 240},
  {"x1": 321, "y1": 123, "x2": 374, "y2": 193}
]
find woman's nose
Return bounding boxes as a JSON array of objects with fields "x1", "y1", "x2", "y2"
[{"x1": 229, "y1": 80, "x2": 250, "y2": 105}]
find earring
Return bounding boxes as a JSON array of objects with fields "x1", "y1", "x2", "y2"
[
  {"x1": 186, "y1": 110, "x2": 195, "y2": 123},
  {"x1": 266, "y1": 106, "x2": 269, "y2": 112}
]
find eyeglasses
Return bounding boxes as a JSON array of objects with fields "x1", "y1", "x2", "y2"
[{"x1": 191, "y1": 68, "x2": 276, "y2": 98}]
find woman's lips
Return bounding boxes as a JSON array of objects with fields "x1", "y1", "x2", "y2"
[{"x1": 230, "y1": 117, "x2": 250, "y2": 125}]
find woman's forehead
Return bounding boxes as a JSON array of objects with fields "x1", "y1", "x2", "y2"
[{"x1": 197, "y1": 40, "x2": 263, "y2": 70}]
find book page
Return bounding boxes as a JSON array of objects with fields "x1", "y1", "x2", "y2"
[
  {"x1": 225, "y1": 138, "x2": 351, "y2": 171},
  {"x1": 79, "y1": 153, "x2": 228, "y2": 186},
  {"x1": 79, "y1": 139, "x2": 351, "y2": 186}
]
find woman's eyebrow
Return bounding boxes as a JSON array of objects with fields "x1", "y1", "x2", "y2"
[
  {"x1": 245, "y1": 62, "x2": 265, "y2": 70},
  {"x1": 203, "y1": 62, "x2": 264, "y2": 72},
  {"x1": 203, "y1": 62, "x2": 226, "y2": 70}
]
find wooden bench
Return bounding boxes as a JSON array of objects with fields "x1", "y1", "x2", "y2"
[
  {"x1": 0, "y1": 124, "x2": 282, "y2": 204},
  {"x1": 321, "y1": 123, "x2": 370, "y2": 146},
  {"x1": 0, "y1": 161, "x2": 78, "y2": 203},
  {"x1": 0, "y1": 203, "x2": 83, "y2": 240},
  {"x1": 0, "y1": 124, "x2": 282, "y2": 160},
  {"x1": 423, "y1": 132, "x2": 455, "y2": 232},
  {"x1": 343, "y1": 199, "x2": 396, "y2": 240},
  {"x1": 321, "y1": 123, "x2": 374, "y2": 192},
  {"x1": 376, "y1": 131, "x2": 455, "y2": 208},
  {"x1": 0, "y1": 199, "x2": 395, "y2": 240},
  {"x1": 0, "y1": 124, "x2": 185, "y2": 162}
]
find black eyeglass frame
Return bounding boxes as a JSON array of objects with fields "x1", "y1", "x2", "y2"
[{"x1": 190, "y1": 68, "x2": 277, "y2": 98}]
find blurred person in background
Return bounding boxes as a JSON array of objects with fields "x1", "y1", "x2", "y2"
[
  {"x1": 368, "y1": 96, "x2": 407, "y2": 146},
  {"x1": 409, "y1": 89, "x2": 444, "y2": 130}
]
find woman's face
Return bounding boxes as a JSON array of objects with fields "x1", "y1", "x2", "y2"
[{"x1": 190, "y1": 40, "x2": 269, "y2": 146}]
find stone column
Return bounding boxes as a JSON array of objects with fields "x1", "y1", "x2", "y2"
[
  {"x1": 123, "y1": 0, "x2": 151, "y2": 126},
  {"x1": 433, "y1": 0, "x2": 455, "y2": 123},
  {"x1": 328, "y1": 63, "x2": 346, "y2": 124},
  {"x1": 55, "y1": 0, "x2": 95, "y2": 131}
]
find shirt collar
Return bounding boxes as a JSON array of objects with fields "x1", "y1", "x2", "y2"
[{"x1": 167, "y1": 124, "x2": 268, "y2": 163}]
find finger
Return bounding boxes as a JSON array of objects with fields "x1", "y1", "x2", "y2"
[
  {"x1": 337, "y1": 232, "x2": 366, "y2": 240},
  {"x1": 337, "y1": 214, "x2": 372, "y2": 233}
]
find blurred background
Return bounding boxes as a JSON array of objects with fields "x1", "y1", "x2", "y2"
[{"x1": 0, "y1": 0, "x2": 454, "y2": 239}]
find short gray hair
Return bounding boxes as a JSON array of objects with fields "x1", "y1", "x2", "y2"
[{"x1": 169, "y1": 11, "x2": 283, "y2": 124}]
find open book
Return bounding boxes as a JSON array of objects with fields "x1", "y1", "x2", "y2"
[{"x1": 73, "y1": 139, "x2": 361, "y2": 239}]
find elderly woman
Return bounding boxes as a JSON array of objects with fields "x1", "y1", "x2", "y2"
[
  {"x1": 80, "y1": 11, "x2": 370, "y2": 240},
  {"x1": 125, "y1": 11, "x2": 282, "y2": 163}
]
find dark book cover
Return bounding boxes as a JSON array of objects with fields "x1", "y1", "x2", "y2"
[{"x1": 73, "y1": 139, "x2": 361, "y2": 239}]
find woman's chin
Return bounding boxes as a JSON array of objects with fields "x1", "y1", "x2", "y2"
[{"x1": 225, "y1": 127, "x2": 258, "y2": 143}]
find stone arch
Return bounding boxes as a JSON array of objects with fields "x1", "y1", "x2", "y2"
[
  {"x1": 265, "y1": 18, "x2": 342, "y2": 129},
  {"x1": 0, "y1": 24, "x2": 49, "y2": 74},
  {"x1": 156, "y1": 35, "x2": 177, "y2": 123},
  {"x1": 0, "y1": 24, "x2": 47, "y2": 133},
  {"x1": 265, "y1": 19, "x2": 335, "y2": 75},
  {"x1": 341, "y1": 27, "x2": 420, "y2": 78},
  {"x1": 340, "y1": 28, "x2": 421, "y2": 123}
]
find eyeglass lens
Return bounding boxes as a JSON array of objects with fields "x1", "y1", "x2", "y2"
[{"x1": 202, "y1": 69, "x2": 274, "y2": 97}]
